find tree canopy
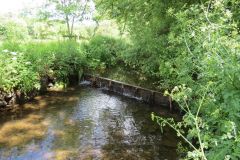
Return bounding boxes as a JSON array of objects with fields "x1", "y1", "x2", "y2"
[{"x1": 41, "y1": 0, "x2": 93, "y2": 37}]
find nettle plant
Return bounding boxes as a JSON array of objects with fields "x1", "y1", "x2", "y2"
[
  {"x1": 153, "y1": 0, "x2": 240, "y2": 159},
  {"x1": 0, "y1": 50, "x2": 39, "y2": 93}
]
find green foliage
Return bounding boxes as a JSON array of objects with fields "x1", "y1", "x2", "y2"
[
  {"x1": 0, "y1": 18, "x2": 30, "y2": 41},
  {"x1": 83, "y1": 35, "x2": 128, "y2": 71},
  {"x1": 96, "y1": 0, "x2": 201, "y2": 84},
  {"x1": 0, "y1": 34, "x2": 129, "y2": 92},
  {"x1": 0, "y1": 50, "x2": 39, "y2": 93},
  {"x1": 155, "y1": 1, "x2": 240, "y2": 159},
  {"x1": 163, "y1": 1, "x2": 240, "y2": 159},
  {"x1": 97, "y1": 0, "x2": 240, "y2": 159},
  {"x1": 22, "y1": 41, "x2": 87, "y2": 82},
  {"x1": 0, "y1": 40, "x2": 87, "y2": 92},
  {"x1": 0, "y1": 0, "x2": 239, "y2": 158},
  {"x1": 42, "y1": 0, "x2": 92, "y2": 37}
]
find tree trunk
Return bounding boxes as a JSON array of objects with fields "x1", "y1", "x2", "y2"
[
  {"x1": 66, "y1": 15, "x2": 71, "y2": 37},
  {"x1": 70, "y1": 17, "x2": 75, "y2": 36}
]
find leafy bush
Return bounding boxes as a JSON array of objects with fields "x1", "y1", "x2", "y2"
[
  {"x1": 97, "y1": 0, "x2": 240, "y2": 159},
  {"x1": 22, "y1": 41, "x2": 87, "y2": 82},
  {"x1": 153, "y1": 0, "x2": 240, "y2": 159},
  {"x1": 0, "y1": 36, "x2": 129, "y2": 93},
  {"x1": 0, "y1": 40, "x2": 87, "y2": 93},
  {"x1": 0, "y1": 50, "x2": 39, "y2": 93},
  {"x1": 0, "y1": 19, "x2": 30, "y2": 41},
  {"x1": 83, "y1": 35, "x2": 128, "y2": 71}
]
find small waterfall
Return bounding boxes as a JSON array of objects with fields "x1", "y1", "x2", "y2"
[
  {"x1": 81, "y1": 74, "x2": 172, "y2": 109},
  {"x1": 121, "y1": 87, "x2": 142, "y2": 101},
  {"x1": 79, "y1": 80, "x2": 91, "y2": 86}
]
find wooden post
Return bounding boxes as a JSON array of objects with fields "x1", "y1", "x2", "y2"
[
  {"x1": 169, "y1": 96, "x2": 172, "y2": 112},
  {"x1": 121, "y1": 84, "x2": 124, "y2": 94}
]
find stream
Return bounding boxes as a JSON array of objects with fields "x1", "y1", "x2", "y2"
[{"x1": 0, "y1": 86, "x2": 179, "y2": 160}]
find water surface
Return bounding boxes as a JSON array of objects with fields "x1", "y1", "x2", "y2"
[{"x1": 0, "y1": 86, "x2": 179, "y2": 160}]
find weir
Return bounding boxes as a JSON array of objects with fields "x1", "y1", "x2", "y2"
[{"x1": 82, "y1": 74, "x2": 178, "y2": 111}]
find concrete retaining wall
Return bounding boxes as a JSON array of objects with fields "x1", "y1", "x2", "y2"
[{"x1": 82, "y1": 74, "x2": 177, "y2": 111}]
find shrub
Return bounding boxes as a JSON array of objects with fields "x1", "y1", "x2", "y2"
[
  {"x1": 22, "y1": 41, "x2": 87, "y2": 82},
  {"x1": 0, "y1": 40, "x2": 87, "y2": 93},
  {"x1": 0, "y1": 50, "x2": 39, "y2": 93},
  {"x1": 153, "y1": 1, "x2": 240, "y2": 159},
  {"x1": 83, "y1": 35, "x2": 128, "y2": 71}
]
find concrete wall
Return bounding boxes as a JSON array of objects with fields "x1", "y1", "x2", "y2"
[{"x1": 83, "y1": 74, "x2": 178, "y2": 111}]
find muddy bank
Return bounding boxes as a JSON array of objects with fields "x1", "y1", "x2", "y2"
[
  {"x1": 0, "y1": 76, "x2": 56, "y2": 111},
  {"x1": 0, "y1": 73, "x2": 81, "y2": 111},
  {"x1": 0, "y1": 89, "x2": 38, "y2": 111}
]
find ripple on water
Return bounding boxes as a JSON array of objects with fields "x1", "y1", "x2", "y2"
[{"x1": 0, "y1": 87, "x2": 180, "y2": 160}]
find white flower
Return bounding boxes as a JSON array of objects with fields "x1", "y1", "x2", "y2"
[
  {"x1": 3, "y1": 49, "x2": 8, "y2": 53},
  {"x1": 224, "y1": 155, "x2": 231, "y2": 160},
  {"x1": 200, "y1": 26, "x2": 207, "y2": 32},
  {"x1": 12, "y1": 57, "x2": 17, "y2": 61},
  {"x1": 25, "y1": 62, "x2": 31, "y2": 65},
  {"x1": 10, "y1": 52, "x2": 17, "y2": 56},
  {"x1": 214, "y1": 0, "x2": 223, "y2": 7},
  {"x1": 172, "y1": 86, "x2": 179, "y2": 92},
  {"x1": 225, "y1": 10, "x2": 232, "y2": 18},
  {"x1": 191, "y1": 31, "x2": 195, "y2": 37}
]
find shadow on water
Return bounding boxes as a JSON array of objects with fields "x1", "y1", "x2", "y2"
[{"x1": 0, "y1": 86, "x2": 180, "y2": 160}]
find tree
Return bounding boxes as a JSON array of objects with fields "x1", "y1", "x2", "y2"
[
  {"x1": 42, "y1": 0, "x2": 92, "y2": 38},
  {"x1": 95, "y1": 0, "x2": 240, "y2": 159}
]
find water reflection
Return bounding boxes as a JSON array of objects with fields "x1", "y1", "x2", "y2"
[{"x1": 0, "y1": 87, "x2": 179, "y2": 160}]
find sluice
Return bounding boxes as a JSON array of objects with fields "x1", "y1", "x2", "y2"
[{"x1": 82, "y1": 74, "x2": 177, "y2": 111}]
